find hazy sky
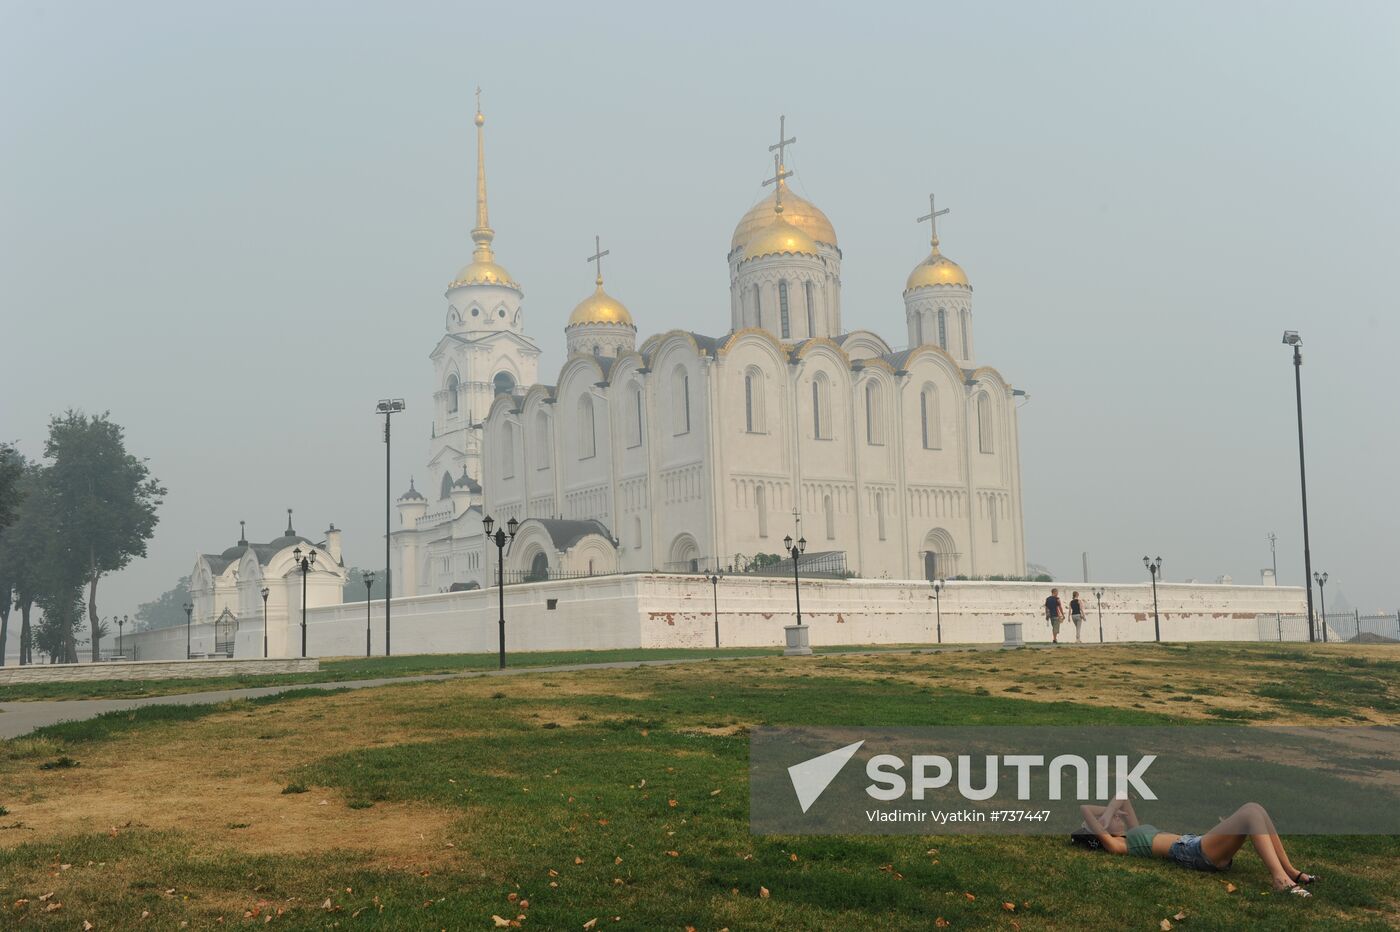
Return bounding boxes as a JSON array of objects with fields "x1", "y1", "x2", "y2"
[{"x1": 3, "y1": 1, "x2": 1397, "y2": 618}]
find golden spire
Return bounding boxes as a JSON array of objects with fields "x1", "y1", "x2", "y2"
[{"x1": 471, "y1": 86, "x2": 494, "y2": 262}]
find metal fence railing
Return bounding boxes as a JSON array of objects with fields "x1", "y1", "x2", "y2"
[
  {"x1": 1259, "y1": 611, "x2": 1399, "y2": 644},
  {"x1": 662, "y1": 551, "x2": 851, "y2": 580}
]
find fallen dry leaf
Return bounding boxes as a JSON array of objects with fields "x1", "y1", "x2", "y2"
[
  {"x1": 666, "y1": 850, "x2": 680, "y2": 857},
  {"x1": 1225, "y1": 883, "x2": 1237, "y2": 894},
  {"x1": 935, "y1": 919, "x2": 949, "y2": 928},
  {"x1": 1160, "y1": 921, "x2": 1173, "y2": 931},
  {"x1": 1003, "y1": 901, "x2": 1016, "y2": 911},
  {"x1": 492, "y1": 916, "x2": 511, "y2": 928},
  {"x1": 964, "y1": 892, "x2": 976, "y2": 901},
  {"x1": 39, "y1": 893, "x2": 54, "y2": 902},
  {"x1": 507, "y1": 893, "x2": 518, "y2": 903},
  {"x1": 710, "y1": 789, "x2": 722, "y2": 796},
  {"x1": 583, "y1": 919, "x2": 598, "y2": 930},
  {"x1": 1174, "y1": 911, "x2": 1188, "y2": 921},
  {"x1": 759, "y1": 886, "x2": 770, "y2": 899},
  {"x1": 790, "y1": 853, "x2": 798, "y2": 862},
  {"x1": 574, "y1": 856, "x2": 584, "y2": 865},
  {"x1": 668, "y1": 799, "x2": 678, "y2": 808},
  {"x1": 615, "y1": 856, "x2": 623, "y2": 864},
  {"x1": 45, "y1": 902, "x2": 63, "y2": 913}
]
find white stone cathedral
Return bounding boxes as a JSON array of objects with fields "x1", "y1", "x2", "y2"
[{"x1": 391, "y1": 106, "x2": 1026, "y2": 596}]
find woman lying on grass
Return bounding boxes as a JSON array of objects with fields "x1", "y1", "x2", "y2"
[{"x1": 1075, "y1": 796, "x2": 1316, "y2": 897}]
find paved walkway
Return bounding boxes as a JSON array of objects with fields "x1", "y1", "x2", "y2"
[{"x1": 0, "y1": 643, "x2": 1086, "y2": 740}]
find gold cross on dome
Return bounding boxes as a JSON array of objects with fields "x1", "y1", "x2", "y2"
[
  {"x1": 587, "y1": 234, "x2": 610, "y2": 285},
  {"x1": 475, "y1": 85, "x2": 482, "y2": 114},
  {"x1": 768, "y1": 114, "x2": 796, "y2": 168},
  {"x1": 763, "y1": 154, "x2": 794, "y2": 214},
  {"x1": 917, "y1": 193, "x2": 950, "y2": 246}
]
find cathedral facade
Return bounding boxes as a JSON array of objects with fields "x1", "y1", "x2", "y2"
[{"x1": 391, "y1": 107, "x2": 1025, "y2": 596}]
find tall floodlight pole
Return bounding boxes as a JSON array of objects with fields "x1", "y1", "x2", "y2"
[
  {"x1": 376, "y1": 399, "x2": 405, "y2": 655},
  {"x1": 292, "y1": 546, "x2": 317, "y2": 658},
  {"x1": 1313, "y1": 572, "x2": 1329, "y2": 643},
  {"x1": 483, "y1": 515, "x2": 519, "y2": 669},
  {"x1": 707, "y1": 571, "x2": 723, "y2": 648},
  {"x1": 364, "y1": 572, "x2": 376, "y2": 658},
  {"x1": 1142, "y1": 557, "x2": 1162, "y2": 642},
  {"x1": 1093, "y1": 588, "x2": 1105, "y2": 643},
  {"x1": 1281, "y1": 332, "x2": 1316, "y2": 643},
  {"x1": 260, "y1": 587, "x2": 270, "y2": 658}
]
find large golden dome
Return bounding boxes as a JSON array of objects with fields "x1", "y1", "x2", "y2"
[
  {"x1": 743, "y1": 216, "x2": 819, "y2": 261},
  {"x1": 567, "y1": 283, "x2": 635, "y2": 328},
  {"x1": 905, "y1": 245, "x2": 970, "y2": 291},
  {"x1": 451, "y1": 257, "x2": 518, "y2": 290},
  {"x1": 731, "y1": 179, "x2": 837, "y2": 254}
]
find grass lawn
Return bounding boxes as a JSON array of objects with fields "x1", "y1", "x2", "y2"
[{"x1": 1, "y1": 642, "x2": 1397, "y2": 929}]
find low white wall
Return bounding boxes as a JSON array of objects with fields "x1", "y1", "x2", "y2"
[{"x1": 0, "y1": 657, "x2": 318, "y2": 684}]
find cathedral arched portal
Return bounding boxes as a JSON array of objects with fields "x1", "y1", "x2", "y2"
[
  {"x1": 668, "y1": 532, "x2": 701, "y2": 573},
  {"x1": 921, "y1": 528, "x2": 959, "y2": 581}
]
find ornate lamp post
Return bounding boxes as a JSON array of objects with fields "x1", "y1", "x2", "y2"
[
  {"x1": 1281, "y1": 332, "x2": 1317, "y2": 642},
  {"x1": 1313, "y1": 571, "x2": 1329, "y2": 643},
  {"x1": 482, "y1": 515, "x2": 518, "y2": 670},
  {"x1": 1092, "y1": 587, "x2": 1105, "y2": 643},
  {"x1": 932, "y1": 578, "x2": 945, "y2": 644},
  {"x1": 291, "y1": 546, "x2": 317, "y2": 658},
  {"x1": 260, "y1": 587, "x2": 270, "y2": 658},
  {"x1": 363, "y1": 572, "x2": 376, "y2": 658},
  {"x1": 183, "y1": 602, "x2": 194, "y2": 660},
  {"x1": 1142, "y1": 556, "x2": 1162, "y2": 642},
  {"x1": 783, "y1": 534, "x2": 807, "y2": 625},
  {"x1": 376, "y1": 399, "x2": 406, "y2": 655},
  {"x1": 707, "y1": 571, "x2": 723, "y2": 648}
]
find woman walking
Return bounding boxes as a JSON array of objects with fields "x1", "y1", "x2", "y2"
[{"x1": 1069, "y1": 591, "x2": 1086, "y2": 643}]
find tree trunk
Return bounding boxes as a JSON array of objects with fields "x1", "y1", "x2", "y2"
[
  {"x1": 89, "y1": 570, "x2": 101, "y2": 662},
  {"x1": 0, "y1": 594, "x2": 9, "y2": 667},
  {"x1": 19, "y1": 600, "x2": 31, "y2": 665}
]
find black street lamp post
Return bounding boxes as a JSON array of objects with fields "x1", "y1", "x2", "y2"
[
  {"x1": 1143, "y1": 557, "x2": 1162, "y2": 642},
  {"x1": 376, "y1": 399, "x2": 405, "y2": 655},
  {"x1": 482, "y1": 515, "x2": 518, "y2": 670},
  {"x1": 364, "y1": 572, "x2": 376, "y2": 658},
  {"x1": 932, "y1": 578, "x2": 945, "y2": 644},
  {"x1": 1282, "y1": 332, "x2": 1317, "y2": 643},
  {"x1": 1313, "y1": 571, "x2": 1329, "y2": 643},
  {"x1": 117, "y1": 614, "x2": 127, "y2": 658},
  {"x1": 1092, "y1": 587, "x2": 1105, "y2": 643},
  {"x1": 707, "y1": 571, "x2": 723, "y2": 648},
  {"x1": 183, "y1": 602, "x2": 194, "y2": 660},
  {"x1": 292, "y1": 546, "x2": 317, "y2": 658},
  {"x1": 783, "y1": 534, "x2": 807, "y2": 626},
  {"x1": 260, "y1": 587, "x2": 270, "y2": 658}
]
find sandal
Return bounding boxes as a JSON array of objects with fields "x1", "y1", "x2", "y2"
[
  {"x1": 1281, "y1": 883, "x2": 1312, "y2": 898},
  {"x1": 1292, "y1": 871, "x2": 1317, "y2": 885}
]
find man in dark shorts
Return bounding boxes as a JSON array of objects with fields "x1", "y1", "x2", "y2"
[{"x1": 1045, "y1": 589, "x2": 1064, "y2": 644}]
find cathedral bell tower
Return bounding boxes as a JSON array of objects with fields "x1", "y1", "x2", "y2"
[
  {"x1": 903, "y1": 193, "x2": 974, "y2": 364},
  {"x1": 427, "y1": 91, "x2": 541, "y2": 504}
]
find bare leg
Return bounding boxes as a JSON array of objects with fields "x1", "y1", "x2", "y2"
[{"x1": 1201, "y1": 803, "x2": 1299, "y2": 888}]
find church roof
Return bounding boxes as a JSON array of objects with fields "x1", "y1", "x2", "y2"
[
  {"x1": 532, "y1": 518, "x2": 616, "y2": 551},
  {"x1": 453, "y1": 471, "x2": 482, "y2": 493}
]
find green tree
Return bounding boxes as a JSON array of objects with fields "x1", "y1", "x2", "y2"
[
  {"x1": 43, "y1": 412, "x2": 166, "y2": 661},
  {"x1": 343, "y1": 566, "x2": 387, "y2": 603},
  {"x1": 135, "y1": 576, "x2": 192, "y2": 630},
  {"x1": 0, "y1": 443, "x2": 27, "y2": 665},
  {"x1": 0, "y1": 461, "x2": 52, "y2": 665}
]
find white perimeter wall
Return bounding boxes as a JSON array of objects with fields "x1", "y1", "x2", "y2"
[{"x1": 13, "y1": 576, "x2": 1310, "y2": 664}]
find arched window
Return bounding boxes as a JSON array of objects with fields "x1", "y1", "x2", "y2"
[
  {"x1": 502, "y1": 423, "x2": 515, "y2": 478},
  {"x1": 811, "y1": 373, "x2": 831, "y2": 439},
  {"x1": 805, "y1": 282, "x2": 816, "y2": 336},
  {"x1": 977, "y1": 392, "x2": 994, "y2": 453},
  {"x1": 535, "y1": 412, "x2": 551, "y2": 466},
  {"x1": 778, "y1": 281, "x2": 791, "y2": 339},
  {"x1": 824, "y1": 494, "x2": 834, "y2": 540},
  {"x1": 493, "y1": 371, "x2": 516, "y2": 396},
  {"x1": 915, "y1": 314, "x2": 924, "y2": 346},
  {"x1": 990, "y1": 497, "x2": 1000, "y2": 542},
  {"x1": 440, "y1": 472, "x2": 453, "y2": 500},
  {"x1": 627, "y1": 383, "x2": 644, "y2": 447},
  {"x1": 865, "y1": 381, "x2": 884, "y2": 445},
  {"x1": 578, "y1": 395, "x2": 597, "y2": 459},
  {"x1": 753, "y1": 285, "x2": 762, "y2": 329},
  {"x1": 937, "y1": 309, "x2": 948, "y2": 349},
  {"x1": 744, "y1": 368, "x2": 766, "y2": 433},
  {"x1": 673, "y1": 368, "x2": 690, "y2": 435},
  {"x1": 960, "y1": 308, "x2": 970, "y2": 359},
  {"x1": 632, "y1": 514, "x2": 642, "y2": 549},
  {"x1": 920, "y1": 384, "x2": 941, "y2": 450},
  {"x1": 445, "y1": 374, "x2": 460, "y2": 413},
  {"x1": 756, "y1": 484, "x2": 768, "y2": 538},
  {"x1": 875, "y1": 491, "x2": 886, "y2": 540}
]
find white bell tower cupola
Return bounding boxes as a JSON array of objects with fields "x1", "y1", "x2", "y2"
[
  {"x1": 565, "y1": 235, "x2": 637, "y2": 358},
  {"x1": 728, "y1": 117, "x2": 842, "y2": 342},
  {"x1": 903, "y1": 193, "x2": 974, "y2": 364}
]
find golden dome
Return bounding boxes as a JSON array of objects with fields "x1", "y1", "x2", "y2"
[
  {"x1": 451, "y1": 258, "x2": 518, "y2": 289},
  {"x1": 743, "y1": 216, "x2": 819, "y2": 261},
  {"x1": 731, "y1": 179, "x2": 837, "y2": 253},
  {"x1": 567, "y1": 282, "x2": 635, "y2": 328},
  {"x1": 905, "y1": 245, "x2": 970, "y2": 291}
]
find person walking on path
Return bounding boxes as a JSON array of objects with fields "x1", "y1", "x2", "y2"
[
  {"x1": 1045, "y1": 589, "x2": 1065, "y2": 644},
  {"x1": 1069, "y1": 591, "x2": 1086, "y2": 643}
]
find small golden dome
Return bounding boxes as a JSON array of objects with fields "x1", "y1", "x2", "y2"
[
  {"x1": 450, "y1": 258, "x2": 518, "y2": 290},
  {"x1": 905, "y1": 246, "x2": 970, "y2": 291},
  {"x1": 567, "y1": 283, "x2": 635, "y2": 328},
  {"x1": 743, "y1": 216, "x2": 819, "y2": 261},
  {"x1": 731, "y1": 181, "x2": 837, "y2": 253}
]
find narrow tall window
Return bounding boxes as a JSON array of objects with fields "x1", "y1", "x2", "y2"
[
  {"x1": 990, "y1": 497, "x2": 1000, "y2": 542},
  {"x1": 812, "y1": 381, "x2": 821, "y2": 439},
  {"x1": 977, "y1": 392, "x2": 994, "y2": 453},
  {"x1": 753, "y1": 285, "x2": 762, "y2": 329},
  {"x1": 915, "y1": 315, "x2": 924, "y2": 346},
  {"x1": 445, "y1": 374, "x2": 459, "y2": 413},
  {"x1": 440, "y1": 472, "x2": 453, "y2": 500},
  {"x1": 938, "y1": 309, "x2": 947, "y2": 349},
  {"x1": 502, "y1": 423, "x2": 515, "y2": 478},
  {"x1": 756, "y1": 484, "x2": 768, "y2": 538},
  {"x1": 805, "y1": 282, "x2": 816, "y2": 336},
  {"x1": 824, "y1": 494, "x2": 834, "y2": 540},
  {"x1": 744, "y1": 373, "x2": 754, "y2": 432},
  {"x1": 579, "y1": 396, "x2": 596, "y2": 459},
  {"x1": 536, "y1": 412, "x2": 551, "y2": 466},
  {"x1": 778, "y1": 281, "x2": 791, "y2": 339},
  {"x1": 811, "y1": 374, "x2": 831, "y2": 439},
  {"x1": 960, "y1": 308, "x2": 970, "y2": 359},
  {"x1": 744, "y1": 368, "x2": 765, "y2": 433},
  {"x1": 920, "y1": 385, "x2": 940, "y2": 450},
  {"x1": 629, "y1": 385, "x2": 643, "y2": 447},
  {"x1": 673, "y1": 368, "x2": 690, "y2": 435},
  {"x1": 865, "y1": 382, "x2": 883, "y2": 445},
  {"x1": 875, "y1": 491, "x2": 886, "y2": 540}
]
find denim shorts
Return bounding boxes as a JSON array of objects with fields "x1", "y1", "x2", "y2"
[{"x1": 1169, "y1": 834, "x2": 1228, "y2": 872}]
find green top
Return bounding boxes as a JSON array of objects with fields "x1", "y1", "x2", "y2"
[{"x1": 1125, "y1": 823, "x2": 1160, "y2": 858}]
